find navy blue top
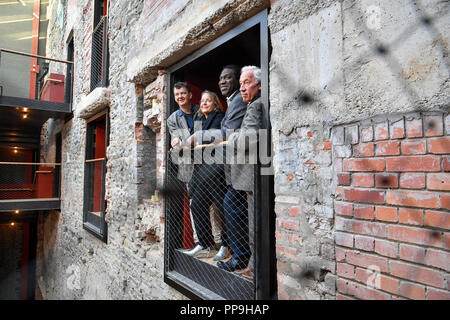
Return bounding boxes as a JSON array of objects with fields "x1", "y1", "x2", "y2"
[{"x1": 177, "y1": 105, "x2": 198, "y2": 134}]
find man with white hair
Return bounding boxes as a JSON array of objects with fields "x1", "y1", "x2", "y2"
[{"x1": 217, "y1": 66, "x2": 264, "y2": 278}]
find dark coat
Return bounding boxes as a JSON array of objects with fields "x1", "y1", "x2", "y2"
[{"x1": 188, "y1": 110, "x2": 225, "y2": 198}]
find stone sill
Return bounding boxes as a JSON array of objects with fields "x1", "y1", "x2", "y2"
[{"x1": 75, "y1": 87, "x2": 111, "y2": 119}]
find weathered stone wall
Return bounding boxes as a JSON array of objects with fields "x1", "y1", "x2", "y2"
[{"x1": 36, "y1": 0, "x2": 449, "y2": 300}]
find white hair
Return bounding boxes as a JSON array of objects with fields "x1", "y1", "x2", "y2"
[{"x1": 241, "y1": 65, "x2": 261, "y2": 84}]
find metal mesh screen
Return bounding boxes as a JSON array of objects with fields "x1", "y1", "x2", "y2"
[
  {"x1": 165, "y1": 144, "x2": 256, "y2": 300},
  {"x1": 90, "y1": 16, "x2": 109, "y2": 91},
  {"x1": 0, "y1": 162, "x2": 60, "y2": 200}
]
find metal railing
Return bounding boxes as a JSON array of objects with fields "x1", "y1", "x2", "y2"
[
  {"x1": 0, "y1": 48, "x2": 73, "y2": 107},
  {"x1": 0, "y1": 161, "x2": 61, "y2": 201}
]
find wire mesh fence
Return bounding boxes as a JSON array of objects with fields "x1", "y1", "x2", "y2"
[
  {"x1": 165, "y1": 141, "x2": 257, "y2": 300},
  {"x1": 0, "y1": 162, "x2": 60, "y2": 201},
  {"x1": 90, "y1": 16, "x2": 109, "y2": 91}
]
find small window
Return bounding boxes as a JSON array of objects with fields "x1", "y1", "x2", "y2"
[
  {"x1": 90, "y1": 0, "x2": 109, "y2": 91},
  {"x1": 83, "y1": 110, "x2": 109, "y2": 242}
]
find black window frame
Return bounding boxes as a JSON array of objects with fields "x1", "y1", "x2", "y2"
[
  {"x1": 163, "y1": 9, "x2": 275, "y2": 300},
  {"x1": 83, "y1": 109, "x2": 109, "y2": 242}
]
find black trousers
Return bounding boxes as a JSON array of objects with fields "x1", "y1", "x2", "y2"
[{"x1": 189, "y1": 164, "x2": 228, "y2": 248}]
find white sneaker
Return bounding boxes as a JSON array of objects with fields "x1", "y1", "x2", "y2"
[
  {"x1": 213, "y1": 246, "x2": 229, "y2": 261},
  {"x1": 185, "y1": 244, "x2": 204, "y2": 256},
  {"x1": 195, "y1": 247, "x2": 213, "y2": 258}
]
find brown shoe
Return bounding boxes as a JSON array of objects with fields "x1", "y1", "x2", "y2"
[{"x1": 240, "y1": 268, "x2": 254, "y2": 280}]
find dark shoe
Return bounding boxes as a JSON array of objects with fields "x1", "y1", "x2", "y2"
[{"x1": 217, "y1": 257, "x2": 248, "y2": 272}]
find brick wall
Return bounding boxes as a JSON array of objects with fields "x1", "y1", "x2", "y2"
[{"x1": 333, "y1": 112, "x2": 450, "y2": 300}]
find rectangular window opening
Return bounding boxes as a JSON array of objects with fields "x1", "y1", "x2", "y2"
[
  {"x1": 83, "y1": 110, "x2": 109, "y2": 242},
  {"x1": 163, "y1": 10, "x2": 275, "y2": 300},
  {"x1": 90, "y1": 0, "x2": 109, "y2": 92}
]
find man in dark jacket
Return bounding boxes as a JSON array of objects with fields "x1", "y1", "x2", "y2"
[{"x1": 218, "y1": 66, "x2": 264, "y2": 275}]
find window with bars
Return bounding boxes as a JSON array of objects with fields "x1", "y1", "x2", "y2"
[
  {"x1": 90, "y1": 0, "x2": 109, "y2": 91},
  {"x1": 83, "y1": 110, "x2": 109, "y2": 242}
]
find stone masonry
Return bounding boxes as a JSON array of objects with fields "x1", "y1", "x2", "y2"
[{"x1": 35, "y1": 0, "x2": 449, "y2": 300}]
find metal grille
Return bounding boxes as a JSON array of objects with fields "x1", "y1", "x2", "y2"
[
  {"x1": 165, "y1": 142, "x2": 257, "y2": 300},
  {"x1": 90, "y1": 16, "x2": 109, "y2": 91},
  {"x1": 0, "y1": 162, "x2": 60, "y2": 200}
]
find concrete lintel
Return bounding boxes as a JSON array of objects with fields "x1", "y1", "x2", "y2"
[
  {"x1": 126, "y1": 0, "x2": 269, "y2": 86},
  {"x1": 76, "y1": 87, "x2": 111, "y2": 119}
]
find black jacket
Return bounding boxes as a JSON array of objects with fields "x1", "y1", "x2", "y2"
[{"x1": 188, "y1": 110, "x2": 226, "y2": 197}]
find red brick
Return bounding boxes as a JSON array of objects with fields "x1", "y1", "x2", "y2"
[
  {"x1": 399, "y1": 173, "x2": 426, "y2": 189},
  {"x1": 424, "y1": 115, "x2": 443, "y2": 137},
  {"x1": 344, "y1": 188, "x2": 385, "y2": 204},
  {"x1": 444, "y1": 233, "x2": 450, "y2": 250},
  {"x1": 354, "y1": 143, "x2": 374, "y2": 157},
  {"x1": 336, "y1": 218, "x2": 386, "y2": 237},
  {"x1": 336, "y1": 279, "x2": 348, "y2": 294},
  {"x1": 361, "y1": 127, "x2": 373, "y2": 142},
  {"x1": 375, "y1": 173, "x2": 398, "y2": 188},
  {"x1": 426, "y1": 248, "x2": 450, "y2": 271},
  {"x1": 347, "y1": 281, "x2": 390, "y2": 300},
  {"x1": 336, "y1": 232, "x2": 354, "y2": 248},
  {"x1": 376, "y1": 140, "x2": 400, "y2": 156},
  {"x1": 277, "y1": 218, "x2": 300, "y2": 232},
  {"x1": 335, "y1": 247, "x2": 346, "y2": 262},
  {"x1": 427, "y1": 173, "x2": 450, "y2": 191},
  {"x1": 427, "y1": 288, "x2": 450, "y2": 300},
  {"x1": 375, "y1": 239, "x2": 398, "y2": 258},
  {"x1": 388, "y1": 225, "x2": 442, "y2": 247},
  {"x1": 323, "y1": 139, "x2": 332, "y2": 150},
  {"x1": 354, "y1": 268, "x2": 370, "y2": 285},
  {"x1": 353, "y1": 173, "x2": 374, "y2": 187},
  {"x1": 401, "y1": 140, "x2": 426, "y2": 155},
  {"x1": 386, "y1": 155, "x2": 440, "y2": 172},
  {"x1": 343, "y1": 158, "x2": 385, "y2": 172},
  {"x1": 390, "y1": 120, "x2": 405, "y2": 139},
  {"x1": 428, "y1": 137, "x2": 450, "y2": 154},
  {"x1": 375, "y1": 206, "x2": 398, "y2": 222},
  {"x1": 379, "y1": 275, "x2": 400, "y2": 295},
  {"x1": 443, "y1": 155, "x2": 450, "y2": 172},
  {"x1": 346, "y1": 251, "x2": 388, "y2": 273},
  {"x1": 375, "y1": 122, "x2": 389, "y2": 141},
  {"x1": 334, "y1": 201, "x2": 353, "y2": 217},
  {"x1": 399, "y1": 244, "x2": 426, "y2": 264},
  {"x1": 425, "y1": 210, "x2": 450, "y2": 229},
  {"x1": 389, "y1": 260, "x2": 444, "y2": 288},
  {"x1": 406, "y1": 118, "x2": 423, "y2": 138},
  {"x1": 337, "y1": 263, "x2": 355, "y2": 279},
  {"x1": 399, "y1": 282, "x2": 426, "y2": 300},
  {"x1": 337, "y1": 173, "x2": 351, "y2": 186},
  {"x1": 289, "y1": 206, "x2": 302, "y2": 217},
  {"x1": 354, "y1": 235, "x2": 375, "y2": 251},
  {"x1": 442, "y1": 194, "x2": 450, "y2": 210},
  {"x1": 398, "y1": 208, "x2": 423, "y2": 226},
  {"x1": 386, "y1": 190, "x2": 440, "y2": 208},
  {"x1": 354, "y1": 204, "x2": 374, "y2": 220}
]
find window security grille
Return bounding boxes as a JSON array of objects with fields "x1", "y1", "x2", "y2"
[
  {"x1": 165, "y1": 144, "x2": 257, "y2": 300},
  {"x1": 90, "y1": 16, "x2": 109, "y2": 91}
]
